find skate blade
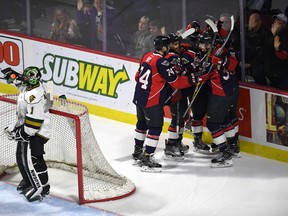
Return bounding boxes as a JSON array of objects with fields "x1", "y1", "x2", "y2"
[
  {"x1": 211, "y1": 160, "x2": 233, "y2": 168},
  {"x1": 140, "y1": 166, "x2": 162, "y2": 173},
  {"x1": 164, "y1": 155, "x2": 185, "y2": 161},
  {"x1": 193, "y1": 148, "x2": 212, "y2": 155},
  {"x1": 232, "y1": 152, "x2": 242, "y2": 158}
]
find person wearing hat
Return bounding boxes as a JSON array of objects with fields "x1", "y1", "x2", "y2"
[
  {"x1": 265, "y1": 13, "x2": 288, "y2": 90},
  {"x1": 271, "y1": 13, "x2": 287, "y2": 37}
]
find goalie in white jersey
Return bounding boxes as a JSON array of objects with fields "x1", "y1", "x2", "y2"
[{"x1": 3, "y1": 66, "x2": 51, "y2": 201}]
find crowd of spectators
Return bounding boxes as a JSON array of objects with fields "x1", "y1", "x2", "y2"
[
  {"x1": 1, "y1": 0, "x2": 288, "y2": 91},
  {"x1": 233, "y1": 4, "x2": 288, "y2": 90}
]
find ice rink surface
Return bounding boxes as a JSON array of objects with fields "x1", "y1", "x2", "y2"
[{"x1": 2, "y1": 115, "x2": 288, "y2": 216}]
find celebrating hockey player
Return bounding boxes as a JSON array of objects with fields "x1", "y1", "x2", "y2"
[
  {"x1": 132, "y1": 35, "x2": 195, "y2": 172},
  {"x1": 194, "y1": 30, "x2": 239, "y2": 168},
  {"x1": 164, "y1": 32, "x2": 190, "y2": 159},
  {"x1": 3, "y1": 66, "x2": 51, "y2": 201},
  {"x1": 180, "y1": 21, "x2": 212, "y2": 154}
]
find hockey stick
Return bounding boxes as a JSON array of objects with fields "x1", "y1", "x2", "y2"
[
  {"x1": 182, "y1": 19, "x2": 219, "y2": 118},
  {"x1": 180, "y1": 28, "x2": 195, "y2": 39},
  {"x1": 215, "y1": 15, "x2": 235, "y2": 56}
]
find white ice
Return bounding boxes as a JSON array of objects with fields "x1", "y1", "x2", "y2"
[{"x1": 2, "y1": 115, "x2": 288, "y2": 216}]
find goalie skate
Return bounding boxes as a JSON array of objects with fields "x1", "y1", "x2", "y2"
[
  {"x1": 24, "y1": 185, "x2": 50, "y2": 202},
  {"x1": 17, "y1": 179, "x2": 31, "y2": 192},
  {"x1": 211, "y1": 151, "x2": 233, "y2": 168}
]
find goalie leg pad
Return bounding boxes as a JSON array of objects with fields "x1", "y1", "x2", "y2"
[
  {"x1": 22, "y1": 139, "x2": 50, "y2": 201},
  {"x1": 16, "y1": 142, "x2": 31, "y2": 191}
]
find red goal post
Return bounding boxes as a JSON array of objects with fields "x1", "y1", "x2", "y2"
[{"x1": 0, "y1": 94, "x2": 135, "y2": 204}]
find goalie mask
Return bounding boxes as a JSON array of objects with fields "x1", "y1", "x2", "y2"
[{"x1": 22, "y1": 66, "x2": 42, "y2": 87}]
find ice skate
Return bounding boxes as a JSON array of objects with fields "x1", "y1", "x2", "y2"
[
  {"x1": 211, "y1": 143, "x2": 220, "y2": 154},
  {"x1": 141, "y1": 153, "x2": 162, "y2": 172},
  {"x1": 193, "y1": 138, "x2": 211, "y2": 154},
  {"x1": 17, "y1": 179, "x2": 31, "y2": 192},
  {"x1": 23, "y1": 184, "x2": 50, "y2": 202},
  {"x1": 176, "y1": 139, "x2": 189, "y2": 154},
  {"x1": 211, "y1": 151, "x2": 233, "y2": 168},
  {"x1": 164, "y1": 139, "x2": 184, "y2": 160},
  {"x1": 132, "y1": 145, "x2": 144, "y2": 166},
  {"x1": 229, "y1": 141, "x2": 241, "y2": 158}
]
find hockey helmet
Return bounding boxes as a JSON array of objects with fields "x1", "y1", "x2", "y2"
[
  {"x1": 22, "y1": 66, "x2": 42, "y2": 86},
  {"x1": 154, "y1": 35, "x2": 171, "y2": 50},
  {"x1": 167, "y1": 33, "x2": 180, "y2": 43},
  {"x1": 198, "y1": 32, "x2": 214, "y2": 44}
]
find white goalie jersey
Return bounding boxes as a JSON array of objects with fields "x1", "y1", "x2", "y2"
[{"x1": 9, "y1": 82, "x2": 52, "y2": 140}]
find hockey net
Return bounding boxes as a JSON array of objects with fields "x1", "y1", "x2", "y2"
[{"x1": 0, "y1": 94, "x2": 135, "y2": 204}]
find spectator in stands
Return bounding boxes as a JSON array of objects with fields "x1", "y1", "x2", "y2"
[
  {"x1": 76, "y1": 0, "x2": 124, "y2": 54},
  {"x1": 218, "y1": 13, "x2": 232, "y2": 39},
  {"x1": 140, "y1": 20, "x2": 163, "y2": 56},
  {"x1": 265, "y1": 13, "x2": 288, "y2": 90},
  {"x1": 235, "y1": 13, "x2": 270, "y2": 85},
  {"x1": 49, "y1": 7, "x2": 82, "y2": 44},
  {"x1": 126, "y1": 16, "x2": 151, "y2": 59},
  {"x1": 76, "y1": 0, "x2": 95, "y2": 48}
]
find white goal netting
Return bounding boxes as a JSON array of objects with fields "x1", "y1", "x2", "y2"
[{"x1": 0, "y1": 94, "x2": 135, "y2": 203}]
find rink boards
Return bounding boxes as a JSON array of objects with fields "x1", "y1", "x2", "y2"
[{"x1": 1, "y1": 31, "x2": 288, "y2": 163}]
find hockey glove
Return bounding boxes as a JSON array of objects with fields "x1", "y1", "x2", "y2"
[
  {"x1": 14, "y1": 125, "x2": 30, "y2": 142},
  {"x1": 4, "y1": 127, "x2": 15, "y2": 140}
]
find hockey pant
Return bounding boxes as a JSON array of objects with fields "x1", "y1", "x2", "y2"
[{"x1": 16, "y1": 137, "x2": 49, "y2": 199}]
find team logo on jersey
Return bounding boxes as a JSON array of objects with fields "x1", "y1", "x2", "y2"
[
  {"x1": 29, "y1": 95, "x2": 36, "y2": 102},
  {"x1": 161, "y1": 60, "x2": 170, "y2": 66}
]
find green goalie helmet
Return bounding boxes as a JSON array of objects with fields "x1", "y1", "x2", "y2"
[{"x1": 22, "y1": 66, "x2": 42, "y2": 86}]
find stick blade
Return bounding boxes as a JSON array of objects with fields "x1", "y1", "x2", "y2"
[
  {"x1": 181, "y1": 28, "x2": 195, "y2": 39},
  {"x1": 205, "y1": 19, "x2": 218, "y2": 33}
]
